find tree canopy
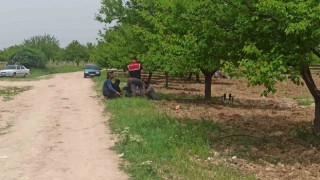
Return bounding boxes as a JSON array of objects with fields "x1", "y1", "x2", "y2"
[
  {"x1": 9, "y1": 48, "x2": 47, "y2": 68},
  {"x1": 64, "y1": 40, "x2": 90, "y2": 66},
  {"x1": 96, "y1": 0, "x2": 243, "y2": 99},
  {"x1": 22, "y1": 34, "x2": 61, "y2": 61}
]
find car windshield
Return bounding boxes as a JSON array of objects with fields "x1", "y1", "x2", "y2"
[
  {"x1": 85, "y1": 65, "x2": 99, "y2": 70},
  {"x1": 4, "y1": 65, "x2": 16, "y2": 70}
]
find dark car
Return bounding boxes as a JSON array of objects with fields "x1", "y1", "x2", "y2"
[{"x1": 84, "y1": 64, "x2": 101, "y2": 78}]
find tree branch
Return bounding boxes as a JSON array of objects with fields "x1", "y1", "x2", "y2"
[{"x1": 311, "y1": 47, "x2": 320, "y2": 58}]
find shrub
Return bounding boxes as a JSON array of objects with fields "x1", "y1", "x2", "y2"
[{"x1": 9, "y1": 48, "x2": 48, "y2": 68}]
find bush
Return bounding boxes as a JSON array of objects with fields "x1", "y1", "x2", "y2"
[{"x1": 8, "y1": 48, "x2": 48, "y2": 68}]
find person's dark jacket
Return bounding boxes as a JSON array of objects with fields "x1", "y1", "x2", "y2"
[{"x1": 103, "y1": 79, "x2": 117, "y2": 94}]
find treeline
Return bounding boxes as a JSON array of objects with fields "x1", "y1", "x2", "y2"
[
  {"x1": 96, "y1": 0, "x2": 320, "y2": 132},
  {"x1": 0, "y1": 34, "x2": 100, "y2": 68}
]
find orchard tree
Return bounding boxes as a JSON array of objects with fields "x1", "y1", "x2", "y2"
[
  {"x1": 229, "y1": 0, "x2": 320, "y2": 132},
  {"x1": 22, "y1": 34, "x2": 61, "y2": 61},
  {"x1": 64, "y1": 40, "x2": 89, "y2": 66},
  {"x1": 90, "y1": 41, "x2": 111, "y2": 67},
  {"x1": 96, "y1": 0, "x2": 158, "y2": 73},
  {"x1": 134, "y1": 0, "x2": 240, "y2": 99}
]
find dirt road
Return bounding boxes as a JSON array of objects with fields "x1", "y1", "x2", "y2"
[{"x1": 0, "y1": 72, "x2": 127, "y2": 180}]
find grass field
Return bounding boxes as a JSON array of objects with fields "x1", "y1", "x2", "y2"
[
  {"x1": 0, "y1": 66, "x2": 83, "y2": 81},
  {"x1": 93, "y1": 75, "x2": 255, "y2": 180}
]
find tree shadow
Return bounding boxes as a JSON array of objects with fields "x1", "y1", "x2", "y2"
[
  {"x1": 157, "y1": 93, "x2": 295, "y2": 111},
  {"x1": 209, "y1": 113, "x2": 320, "y2": 165}
]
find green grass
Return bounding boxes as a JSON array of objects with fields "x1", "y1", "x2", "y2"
[
  {"x1": 93, "y1": 75, "x2": 255, "y2": 180},
  {"x1": 288, "y1": 95, "x2": 314, "y2": 106},
  {"x1": 156, "y1": 92, "x2": 202, "y2": 101},
  {"x1": 0, "y1": 86, "x2": 32, "y2": 101},
  {"x1": 0, "y1": 66, "x2": 83, "y2": 81}
]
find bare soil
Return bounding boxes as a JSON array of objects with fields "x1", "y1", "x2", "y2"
[
  {"x1": 0, "y1": 72, "x2": 127, "y2": 180},
  {"x1": 152, "y1": 76, "x2": 320, "y2": 180}
]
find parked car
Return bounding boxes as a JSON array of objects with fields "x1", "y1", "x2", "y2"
[
  {"x1": 0, "y1": 65, "x2": 30, "y2": 77},
  {"x1": 83, "y1": 64, "x2": 101, "y2": 78}
]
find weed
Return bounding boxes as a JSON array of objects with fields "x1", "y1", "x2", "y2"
[
  {"x1": 0, "y1": 122, "x2": 13, "y2": 135},
  {"x1": 288, "y1": 95, "x2": 314, "y2": 106},
  {"x1": 0, "y1": 86, "x2": 32, "y2": 101},
  {"x1": 294, "y1": 126, "x2": 320, "y2": 148}
]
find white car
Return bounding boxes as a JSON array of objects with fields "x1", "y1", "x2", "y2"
[{"x1": 0, "y1": 65, "x2": 30, "y2": 77}]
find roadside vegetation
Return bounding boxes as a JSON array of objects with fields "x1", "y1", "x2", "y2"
[
  {"x1": 93, "y1": 75, "x2": 255, "y2": 179},
  {"x1": 0, "y1": 86, "x2": 32, "y2": 101},
  {"x1": 0, "y1": 122, "x2": 13, "y2": 136},
  {"x1": 94, "y1": 73, "x2": 320, "y2": 179}
]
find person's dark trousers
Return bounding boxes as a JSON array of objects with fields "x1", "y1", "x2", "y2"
[
  {"x1": 103, "y1": 91, "x2": 118, "y2": 99},
  {"x1": 146, "y1": 86, "x2": 157, "y2": 100},
  {"x1": 128, "y1": 78, "x2": 145, "y2": 96}
]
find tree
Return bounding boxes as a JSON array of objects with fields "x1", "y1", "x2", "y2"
[
  {"x1": 0, "y1": 45, "x2": 24, "y2": 61},
  {"x1": 64, "y1": 40, "x2": 89, "y2": 66},
  {"x1": 132, "y1": 0, "x2": 240, "y2": 99},
  {"x1": 228, "y1": 0, "x2": 320, "y2": 132},
  {"x1": 9, "y1": 48, "x2": 47, "y2": 68},
  {"x1": 22, "y1": 34, "x2": 61, "y2": 61}
]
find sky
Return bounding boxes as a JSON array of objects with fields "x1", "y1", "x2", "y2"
[{"x1": 0, "y1": 0, "x2": 105, "y2": 49}]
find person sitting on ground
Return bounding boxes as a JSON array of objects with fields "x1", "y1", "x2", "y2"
[
  {"x1": 145, "y1": 81, "x2": 157, "y2": 100},
  {"x1": 112, "y1": 79, "x2": 122, "y2": 93},
  {"x1": 122, "y1": 83, "x2": 133, "y2": 97},
  {"x1": 128, "y1": 78, "x2": 145, "y2": 97},
  {"x1": 102, "y1": 71, "x2": 121, "y2": 99}
]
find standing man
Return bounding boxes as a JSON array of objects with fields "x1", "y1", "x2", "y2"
[{"x1": 126, "y1": 58, "x2": 145, "y2": 96}]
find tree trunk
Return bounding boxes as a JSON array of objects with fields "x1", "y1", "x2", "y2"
[
  {"x1": 188, "y1": 72, "x2": 193, "y2": 81},
  {"x1": 201, "y1": 69, "x2": 215, "y2": 100},
  {"x1": 147, "y1": 72, "x2": 153, "y2": 84},
  {"x1": 300, "y1": 65, "x2": 320, "y2": 133},
  {"x1": 165, "y1": 72, "x2": 169, "y2": 88},
  {"x1": 195, "y1": 73, "x2": 200, "y2": 83}
]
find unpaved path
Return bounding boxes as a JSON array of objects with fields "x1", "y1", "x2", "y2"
[{"x1": 0, "y1": 72, "x2": 127, "y2": 180}]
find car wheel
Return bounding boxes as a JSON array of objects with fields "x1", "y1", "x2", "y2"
[
  {"x1": 24, "y1": 73, "x2": 28, "y2": 78},
  {"x1": 84, "y1": 74, "x2": 87, "y2": 78},
  {"x1": 13, "y1": 72, "x2": 16, "y2": 78}
]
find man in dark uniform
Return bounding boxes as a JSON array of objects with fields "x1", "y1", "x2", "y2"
[{"x1": 126, "y1": 58, "x2": 145, "y2": 96}]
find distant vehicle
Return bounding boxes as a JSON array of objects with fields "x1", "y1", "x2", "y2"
[
  {"x1": 84, "y1": 64, "x2": 101, "y2": 78},
  {"x1": 0, "y1": 65, "x2": 30, "y2": 77}
]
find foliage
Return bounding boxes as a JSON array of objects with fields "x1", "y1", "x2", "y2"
[
  {"x1": 9, "y1": 48, "x2": 47, "y2": 68},
  {"x1": 0, "y1": 86, "x2": 32, "y2": 101},
  {"x1": 22, "y1": 34, "x2": 61, "y2": 61},
  {"x1": 96, "y1": 0, "x2": 243, "y2": 99},
  {"x1": 64, "y1": 40, "x2": 90, "y2": 66},
  {"x1": 0, "y1": 45, "x2": 23, "y2": 61},
  {"x1": 222, "y1": 0, "x2": 320, "y2": 94},
  {"x1": 89, "y1": 41, "x2": 110, "y2": 67}
]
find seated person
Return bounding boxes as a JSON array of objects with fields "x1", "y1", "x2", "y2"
[
  {"x1": 128, "y1": 78, "x2": 145, "y2": 97},
  {"x1": 102, "y1": 71, "x2": 121, "y2": 99},
  {"x1": 122, "y1": 83, "x2": 133, "y2": 97},
  {"x1": 112, "y1": 79, "x2": 122, "y2": 93},
  {"x1": 145, "y1": 81, "x2": 157, "y2": 100}
]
